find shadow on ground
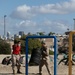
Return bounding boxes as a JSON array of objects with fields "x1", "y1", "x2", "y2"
[
  {"x1": 29, "y1": 73, "x2": 40, "y2": 75},
  {"x1": 0, "y1": 73, "x2": 25, "y2": 75},
  {"x1": 0, "y1": 73, "x2": 40, "y2": 75}
]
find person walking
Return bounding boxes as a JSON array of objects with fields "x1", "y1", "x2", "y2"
[
  {"x1": 12, "y1": 41, "x2": 22, "y2": 74},
  {"x1": 39, "y1": 41, "x2": 51, "y2": 75}
]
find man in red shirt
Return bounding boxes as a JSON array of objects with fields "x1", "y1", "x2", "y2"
[{"x1": 12, "y1": 41, "x2": 22, "y2": 74}]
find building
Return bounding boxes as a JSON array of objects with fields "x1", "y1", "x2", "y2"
[
  {"x1": 19, "y1": 31, "x2": 24, "y2": 36},
  {"x1": 7, "y1": 31, "x2": 10, "y2": 40}
]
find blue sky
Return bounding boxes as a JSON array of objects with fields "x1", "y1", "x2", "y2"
[{"x1": 0, "y1": 0, "x2": 75, "y2": 36}]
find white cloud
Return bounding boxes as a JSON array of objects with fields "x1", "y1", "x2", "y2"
[
  {"x1": 10, "y1": 5, "x2": 35, "y2": 20},
  {"x1": 37, "y1": 0, "x2": 75, "y2": 14},
  {"x1": 0, "y1": 18, "x2": 70, "y2": 35},
  {"x1": 17, "y1": 5, "x2": 30, "y2": 12},
  {"x1": 10, "y1": 0, "x2": 75, "y2": 20},
  {"x1": 16, "y1": 20, "x2": 36, "y2": 27},
  {"x1": 14, "y1": 19, "x2": 70, "y2": 34},
  {"x1": 9, "y1": 0, "x2": 74, "y2": 34},
  {"x1": 42, "y1": 20, "x2": 69, "y2": 33}
]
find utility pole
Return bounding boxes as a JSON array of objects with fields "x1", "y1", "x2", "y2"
[
  {"x1": 4, "y1": 15, "x2": 7, "y2": 40},
  {"x1": 73, "y1": 18, "x2": 75, "y2": 30}
]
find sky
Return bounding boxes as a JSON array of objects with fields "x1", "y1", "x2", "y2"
[{"x1": 0, "y1": 0, "x2": 75, "y2": 36}]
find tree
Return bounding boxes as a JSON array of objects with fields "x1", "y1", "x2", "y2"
[
  {"x1": 37, "y1": 32, "x2": 45, "y2": 36},
  {"x1": 0, "y1": 39, "x2": 11, "y2": 54},
  {"x1": 48, "y1": 32, "x2": 55, "y2": 36},
  {"x1": 14, "y1": 34, "x2": 41, "y2": 54},
  {"x1": 28, "y1": 38, "x2": 41, "y2": 54}
]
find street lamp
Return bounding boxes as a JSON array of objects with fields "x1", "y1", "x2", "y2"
[
  {"x1": 4, "y1": 15, "x2": 7, "y2": 40},
  {"x1": 73, "y1": 18, "x2": 75, "y2": 30}
]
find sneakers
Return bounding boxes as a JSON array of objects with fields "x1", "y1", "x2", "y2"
[{"x1": 17, "y1": 71, "x2": 22, "y2": 74}]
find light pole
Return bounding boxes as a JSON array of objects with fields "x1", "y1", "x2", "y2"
[
  {"x1": 4, "y1": 15, "x2": 7, "y2": 40},
  {"x1": 73, "y1": 18, "x2": 75, "y2": 30}
]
